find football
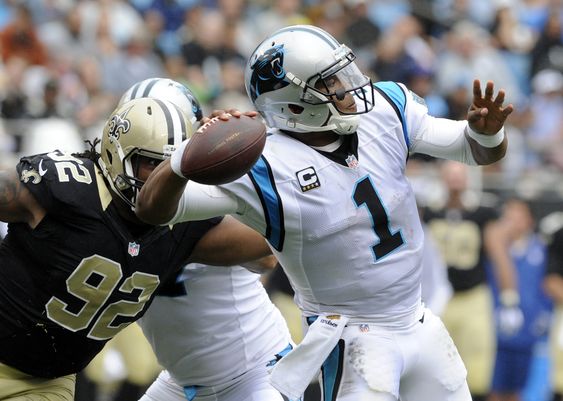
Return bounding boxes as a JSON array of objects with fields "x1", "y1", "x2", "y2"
[{"x1": 180, "y1": 115, "x2": 267, "y2": 185}]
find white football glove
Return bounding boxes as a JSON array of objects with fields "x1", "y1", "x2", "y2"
[{"x1": 497, "y1": 305, "x2": 524, "y2": 336}]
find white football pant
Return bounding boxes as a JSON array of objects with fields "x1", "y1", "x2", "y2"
[{"x1": 139, "y1": 367, "x2": 284, "y2": 401}]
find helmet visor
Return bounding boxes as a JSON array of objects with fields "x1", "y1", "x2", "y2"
[{"x1": 303, "y1": 52, "x2": 374, "y2": 115}]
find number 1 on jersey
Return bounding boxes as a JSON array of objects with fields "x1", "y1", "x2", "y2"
[{"x1": 353, "y1": 176, "x2": 404, "y2": 260}]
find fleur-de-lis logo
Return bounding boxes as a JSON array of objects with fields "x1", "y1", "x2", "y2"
[
  {"x1": 107, "y1": 106, "x2": 133, "y2": 141},
  {"x1": 20, "y1": 168, "x2": 41, "y2": 184}
]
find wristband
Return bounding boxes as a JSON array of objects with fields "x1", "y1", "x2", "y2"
[
  {"x1": 169, "y1": 140, "x2": 189, "y2": 178},
  {"x1": 467, "y1": 126, "x2": 505, "y2": 148}
]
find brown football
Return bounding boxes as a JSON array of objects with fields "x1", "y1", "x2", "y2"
[{"x1": 180, "y1": 115, "x2": 267, "y2": 185}]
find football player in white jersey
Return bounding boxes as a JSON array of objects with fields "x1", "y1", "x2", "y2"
[
  {"x1": 121, "y1": 78, "x2": 293, "y2": 401},
  {"x1": 135, "y1": 25, "x2": 514, "y2": 401},
  {"x1": 138, "y1": 263, "x2": 293, "y2": 401}
]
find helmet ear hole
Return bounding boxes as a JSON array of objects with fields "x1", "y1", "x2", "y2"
[
  {"x1": 288, "y1": 104, "x2": 304, "y2": 114},
  {"x1": 105, "y1": 149, "x2": 112, "y2": 164}
]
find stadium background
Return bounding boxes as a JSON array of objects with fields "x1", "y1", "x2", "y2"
[{"x1": 0, "y1": 0, "x2": 560, "y2": 400}]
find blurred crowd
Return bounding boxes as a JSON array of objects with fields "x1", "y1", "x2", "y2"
[
  {"x1": 0, "y1": 0, "x2": 561, "y2": 400},
  {"x1": 0, "y1": 0, "x2": 559, "y2": 191}
]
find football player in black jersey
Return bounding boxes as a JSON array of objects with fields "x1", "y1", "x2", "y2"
[{"x1": 0, "y1": 97, "x2": 272, "y2": 400}]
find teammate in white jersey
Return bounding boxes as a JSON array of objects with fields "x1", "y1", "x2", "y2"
[
  {"x1": 119, "y1": 78, "x2": 293, "y2": 401},
  {"x1": 138, "y1": 264, "x2": 292, "y2": 401},
  {"x1": 136, "y1": 25, "x2": 514, "y2": 401}
]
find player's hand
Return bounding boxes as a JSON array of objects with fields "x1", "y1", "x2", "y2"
[
  {"x1": 201, "y1": 109, "x2": 258, "y2": 124},
  {"x1": 497, "y1": 305, "x2": 524, "y2": 336},
  {"x1": 467, "y1": 80, "x2": 514, "y2": 135}
]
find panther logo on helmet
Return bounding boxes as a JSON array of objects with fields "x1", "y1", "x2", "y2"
[
  {"x1": 174, "y1": 82, "x2": 203, "y2": 122},
  {"x1": 107, "y1": 107, "x2": 132, "y2": 141},
  {"x1": 249, "y1": 44, "x2": 289, "y2": 102}
]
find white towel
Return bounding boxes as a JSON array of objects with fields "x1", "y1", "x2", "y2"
[{"x1": 270, "y1": 314, "x2": 349, "y2": 400}]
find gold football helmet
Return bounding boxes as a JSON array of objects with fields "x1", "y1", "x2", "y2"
[{"x1": 99, "y1": 97, "x2": 192, "y2": 209}]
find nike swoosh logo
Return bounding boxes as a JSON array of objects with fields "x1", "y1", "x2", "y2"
[{"x1": 38, "y1": 159, "x2": 48, "y2": 176}]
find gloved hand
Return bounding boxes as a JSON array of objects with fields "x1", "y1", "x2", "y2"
[{"x1": 497, "y1": 305, "x2": 524, "y2": 336}]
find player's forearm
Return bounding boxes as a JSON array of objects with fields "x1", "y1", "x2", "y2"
[
  {"x1": 189, "y1": 216, "x2": 272, "y2": 266},
  {"x1": 465, "y1": 127, "x2": 507, "y2": 165},
  {"x1": 411, "y1": 117, "x2": 507, "y2": 166},
  {"x1": 410, "y1": 117, "x2": 476, "y2": 164},
  {"x1": 243, "y1": 255, "x2": 278, "y2": 274},
  {"x1": 136, "y1": 159, "x2": 187, "y2": 225}
]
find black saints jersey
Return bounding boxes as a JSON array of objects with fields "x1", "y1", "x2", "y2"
[
  {"x1": 424, "y1": 205, "x2": 498, "y2": 292},
  {"x1": 0, "y1": 151, "x2": 221, "y2": 378}
]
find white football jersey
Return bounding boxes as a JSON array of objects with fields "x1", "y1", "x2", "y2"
[
  {"x1": 172, "y1": 82, "x2": 473, "y2": 323},
  {"x1": 138, "y1": 265, "x2": 291, "y2": 387}
]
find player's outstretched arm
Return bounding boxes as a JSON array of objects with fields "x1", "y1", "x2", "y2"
[
  {"x1": 136, "y1": 158, "x2": 187, "y2": 225},
  {"x1": 0, "y1": 169, "x2": 45, "y2": 227},
  {"x1": 189, "y1": 215, "x2": 274, "y2": 270},
  {"x1": 136, "y1": 109, "x2": 261, "y2": 225},
  {"x1": 243, "y1": 255, "x2": 278, "y2": 274},
  {"x1": 465, "y1": 79, "x2": 514, "y2": 165}
]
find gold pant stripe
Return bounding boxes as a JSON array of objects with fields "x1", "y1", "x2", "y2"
[{"x1": 0, "y1": 362, "x2": 75, "y2": 400}]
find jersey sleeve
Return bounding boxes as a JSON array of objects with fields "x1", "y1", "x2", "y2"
[
  {"x1": 372, "y1": 81, "x2": 410, "y2": 150},
  {"x1": 382, "y1": 83, "x2": 479, "y2": 165},
  {"x1": 17, "y1": 153, "x2": 63, "y2": 213},
  {"x1": 170, "y1": 167, "x2": 270, "y2": 240},
  {"x1": 171, "y1": 181, "x2": 240, "y2": 223},
  {"x1": 16, "y1": 152, "x2": 98, "y2": 217}
]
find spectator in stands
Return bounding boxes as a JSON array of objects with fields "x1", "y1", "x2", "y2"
[
  {"x1": 436, "y1": 20, "x2": 523, "y2": 105},
  {"x1": 530, "y1": 9, "x2": 563, "y2": 77},
  {"x1": 343, "y1": 0, "x2": 381, "y2": 52},
  {"x1": 0, "y1": 4, "x2": 48, "y2": 66},
  {"x1": 487, "y1": 198, "x2": 552, "y2": 401},
  {"x1": 527, "y1": 69, "x2": 563, "y2": 167}
]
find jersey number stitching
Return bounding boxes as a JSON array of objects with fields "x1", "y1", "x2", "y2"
[
  {"x1": 46, "y1": 255, "x2": 160, "y2": 340},
  {"x1": 353, "y1": 176, "x2": 404, "y2": 260},
  {"x1": 47, "y1": 151, "x2": 92, "y2": 184}
]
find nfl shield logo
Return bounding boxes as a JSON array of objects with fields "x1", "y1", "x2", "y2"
[
  {"x1": 128, "y1": 242, "x2": 140, "y2": 257},
  {"x1": 359, "y1": 324, "x2": 370, "y2": 333},
  {"x1": 345, "y1": 154, "x2": 359, "y2": 169}
]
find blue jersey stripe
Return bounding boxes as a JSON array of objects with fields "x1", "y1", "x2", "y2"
[
  {"x1": 248, "y1": 156, "x2": 285, "y2": 251},
  {"x1": 374, "y1": 81, "x2": 409, "y2": 148},
  {"x1": 321, "y1": 340, "x2": 344, "y2": 401},
  {"x1": 183, "y1": 386, "x2": 197, "y2": 401}
]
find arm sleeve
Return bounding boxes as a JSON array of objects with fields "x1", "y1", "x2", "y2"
[
  {"x1": 402, "y1": 84, "x2": 478, "y2": 165},
  {"x1": 168, "y1": 180, "x2": 240, "y2": 224}
]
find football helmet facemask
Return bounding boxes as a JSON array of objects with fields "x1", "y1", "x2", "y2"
[
  {"x1": 245, "y1": 25, "x2": 374, "y2": 135},
  {"x1": 99, "y1": 97, "x2": 192, "y2": 210},
  {"x1": 119, "y1": 78, "x2": 203, "y2": 133}
]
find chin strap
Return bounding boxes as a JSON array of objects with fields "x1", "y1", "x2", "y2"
[{"x1": 269, "y1": 109, "x2": 358, "y2": 135}]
